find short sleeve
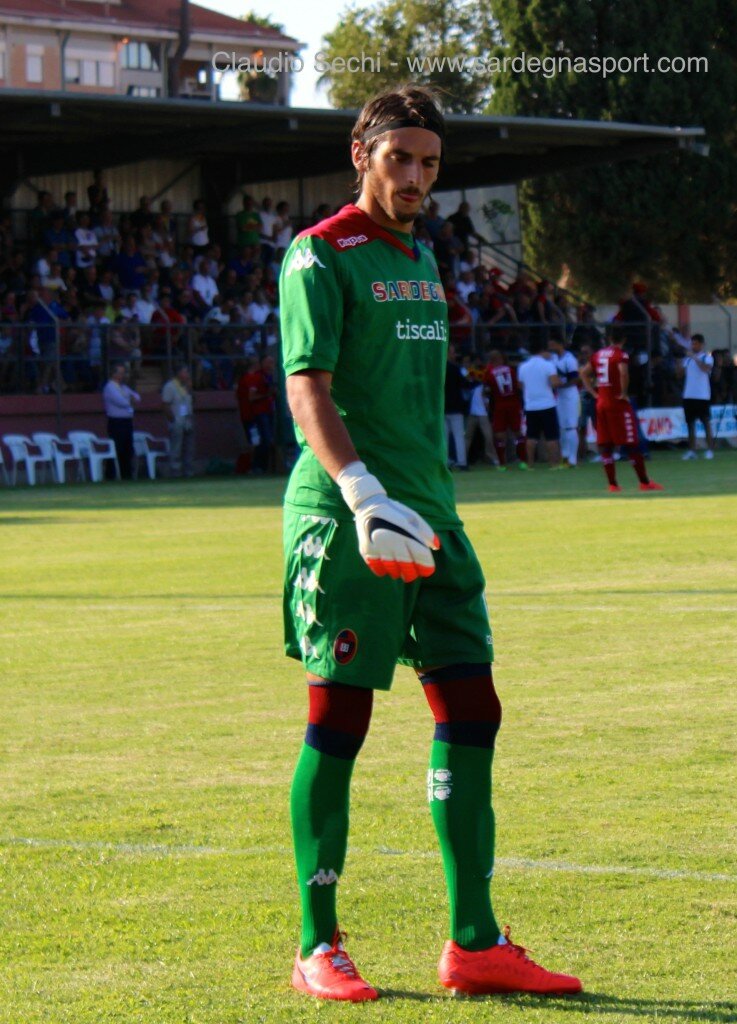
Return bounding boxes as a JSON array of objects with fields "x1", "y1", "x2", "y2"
[
  {"x1": 161, "y1": 382, "x2": 174, "y2": 403},
  {"x1": 279, "y1": 235, "x2": 344, "y2": 376}
]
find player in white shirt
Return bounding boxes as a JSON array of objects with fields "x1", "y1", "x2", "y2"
[
  {"x1": 548, "y1": 337, "x2": 580, "y2": 466},
  {"x1": 679, "y1": 333, "x2": 715, "y2": 459},
  {"x1": 517, "y1": 340, "x2": 563, "y2": 468}
]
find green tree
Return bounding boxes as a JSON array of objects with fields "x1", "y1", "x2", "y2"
[
  {"x1": 319, "y1": 0, "x2": 496, "y2": 111},
  {"x1": 489, "y1": 0, "x2": 737, "y2": 300},
  {"x1": 238, "y1": 11, "x2": 288, "y2": 103},
  {"x1": 240, "y1": 10, "x2": 285, "y2": 34}
]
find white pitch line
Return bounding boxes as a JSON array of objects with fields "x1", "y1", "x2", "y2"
[{"x1": 2, "y1": 836, "x2": 735, "y2": 884}]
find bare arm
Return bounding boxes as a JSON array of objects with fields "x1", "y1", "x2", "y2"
[
  {"x1": 286, "y1": 369, "x2": 358, "y2": 480},
  {"x1": 580, "y1": 362, "x2": 597, "y2": 398},
  {"x1": 618, "y1": 362, "x2": 629, "y2": 400}
]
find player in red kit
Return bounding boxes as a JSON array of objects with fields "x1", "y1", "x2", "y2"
[
  {"x1": 581, "y1": 332, "x2": 663, "y2": 493},
  {"x1": 484, "y1": 350, "x2": 527, "y2": 469}
]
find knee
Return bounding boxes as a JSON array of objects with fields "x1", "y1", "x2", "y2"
[
  {"x1": 419, "y1": 663, "x2": 501, "y2": 748},
  {"x1": 304, "y1": 680, "x2": 373, "y2": 760}
]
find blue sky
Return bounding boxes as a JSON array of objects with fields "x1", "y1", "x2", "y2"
[{"x1": 197, "y1": 0, "x2": 346, "y2": 107}]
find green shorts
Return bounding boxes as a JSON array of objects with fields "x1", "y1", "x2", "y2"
[{"x1": 283, "y1": 509, "x2": 493, "y2": 690}]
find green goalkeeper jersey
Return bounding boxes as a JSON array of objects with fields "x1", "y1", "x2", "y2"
[{"x1": 280, "y1": 203, "x2": 460, "y2": 529}]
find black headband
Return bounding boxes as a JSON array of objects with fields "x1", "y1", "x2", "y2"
[{"x1": 360, "y1": 118, "x2": 444, "y2": 143}]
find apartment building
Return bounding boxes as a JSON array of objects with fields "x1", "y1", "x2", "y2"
[{"x1": 0, "y1": 0, "x2": 301, "y2": 103}]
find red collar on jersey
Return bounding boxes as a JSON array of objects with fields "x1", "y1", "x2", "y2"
[{"x1": 296, "y1": 204, "x2": 420, "y2": 261}]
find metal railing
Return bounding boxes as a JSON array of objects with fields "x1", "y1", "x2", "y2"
[
  {"x1": 0, "y1": 321, "x2": 277, "y2": 401},
  {"x1": 1, "y1": 317, "x2": 696, "y2": 409},
  {"x1": 471, "y1": 236, "x2": 593, "y2": 313}
]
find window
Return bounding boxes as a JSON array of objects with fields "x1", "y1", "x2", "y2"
[
  {"x1": 65, "y1": 58, "x2": 115, "y2": 87},
  {"x1": 64, "y1": 58, "x2": 80, "y2": 83},
  {"x1": 26, "y1": 52, "x2": 43, "y2": 83},
  {"x1": 127, "y1": 85, "x2": 160, "y2": 97},
  {"x1": 98, "y1": 61, "x2": 114, "y2": 87},
  {"x1": 121, "y1": 41, "x2": 159, "y2": 71}
]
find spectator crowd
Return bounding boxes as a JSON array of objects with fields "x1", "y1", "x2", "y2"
[
  {"x1": 1, "y1": 186, "x2": 735, "y2": 479},
  {"x1": 0, "y1": 183, "x2": 302, "y2": 397}
]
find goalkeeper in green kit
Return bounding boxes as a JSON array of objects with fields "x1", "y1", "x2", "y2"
[{"x1": 280, "y1": 84, "x2": 582, "y2": 1001}]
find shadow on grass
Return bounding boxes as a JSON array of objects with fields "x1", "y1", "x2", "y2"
[
  {"x1": 0, "y1": 475, "x2": 284, "y2": 513},
  {"x1": 381, "y1": 989, "x2": 737, "y2": 1020},
  {"x1": 1, "y1": 452, "x2": 736, "y2": 513}
]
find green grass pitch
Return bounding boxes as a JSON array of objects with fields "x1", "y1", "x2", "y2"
[{"x1": 1, "y1": 453, "x2": 736, "y2": 1023}]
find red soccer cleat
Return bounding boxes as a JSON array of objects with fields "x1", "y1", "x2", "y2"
[
  {"x1": 608, "y1": 484, "x2": 622, "y2": 493},
  {"x1": 292, "y1": 931, "x2": 379, "y2": 1002},
  {"x1": 640, "y1": 481, "x2": 664, "y2": 491},
  {"x1": 438, "y1": 926, "x2": 582, "y2": 996}
]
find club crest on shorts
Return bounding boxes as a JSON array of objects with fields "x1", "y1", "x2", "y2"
[{"x1": 333, "y1": 628, "x2": 358, "y2": 665}]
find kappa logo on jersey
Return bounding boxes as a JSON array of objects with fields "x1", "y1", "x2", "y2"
[
  {"x1": 337, "y1": 234, "x2": 368, "y2": 248},
  {"x1": 372, "y1": 279, "x2": 445, "y2": 302},
  {"x1": 286, "y1": 248, "x2": 326, "y2": 276},
  {"x1": 427, "y1": 767, "x2": 453, "y2": 802},
  {"x1": 306, "y1": 868, "x2": 338, "y2": 886},
  {"x1": 333, "y1": 628, "x2": 358, "y2": 665}
]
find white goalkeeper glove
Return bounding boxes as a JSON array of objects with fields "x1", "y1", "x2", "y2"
[{"x1": 337, "y1": 461, "x2": 440, "y2": 583}]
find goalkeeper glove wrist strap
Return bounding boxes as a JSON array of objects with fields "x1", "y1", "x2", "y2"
[{"x1": 336, "y1": 460, "x2": 386, "y2": 513}]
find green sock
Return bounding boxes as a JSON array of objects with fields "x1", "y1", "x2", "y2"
[
  {"x1": 428, "y1": 739, "x2": 500, "y2": 950},
  {"x1": 291, "y1": 743, "x2": 355, "y2": 958}
]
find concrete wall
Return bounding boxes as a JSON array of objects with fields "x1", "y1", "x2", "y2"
[
  {"x1": 12, "y1": 159, "x2": 202, "y2": 216},
  {"x1": 0, "y1": 390, "x2": 246, "y2": 468}
]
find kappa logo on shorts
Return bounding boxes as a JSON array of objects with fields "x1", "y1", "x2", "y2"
[
  {"x1": 333, "y1": 628, "x2": 358, "y2": 665},
  {"x1": 295, "y1": 600, "x2": 322, "y2": 626},
  {"x1": 300, "y1": 635, "x2": 319, "y2": 659},
  {"x1": 295, "y1": 534, "x2": 329, "y2": 559},
  {"x1": 294, "y1": 568, "x2": 325, "y2": 594}
]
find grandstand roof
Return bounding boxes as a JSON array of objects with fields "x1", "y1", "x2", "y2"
[{"x1": 0, "y1": 91, "x2": 705, "y2": 193}]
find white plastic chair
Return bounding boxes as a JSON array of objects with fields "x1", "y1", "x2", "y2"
[
  {"x1": 32, "y1": 432, "x2": 86, "y2": 484},
  {"x1": 68, "y1": 430, "x2": 120, "y2": 483},
  {"x1": 0, "y1": 443, "x2": 11, "y2": 486},
  {"x1": 1, "y1": 434, "x2": 53, "y2": 486},
  {"x1": 133, "y1": 431, "x2": 170, "y2": 480}
]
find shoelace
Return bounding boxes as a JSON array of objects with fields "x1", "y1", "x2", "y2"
[
  {"x1": 501, "y1": 924, "x2": 546, "y2": 973},
  {"x1": 325, "y1": 931, "x2": 359, "y2": 978}
]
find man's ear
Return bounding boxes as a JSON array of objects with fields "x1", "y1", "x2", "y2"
[{"x1": 351, "y1": 139, "x2": 368, "y2": 174}]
